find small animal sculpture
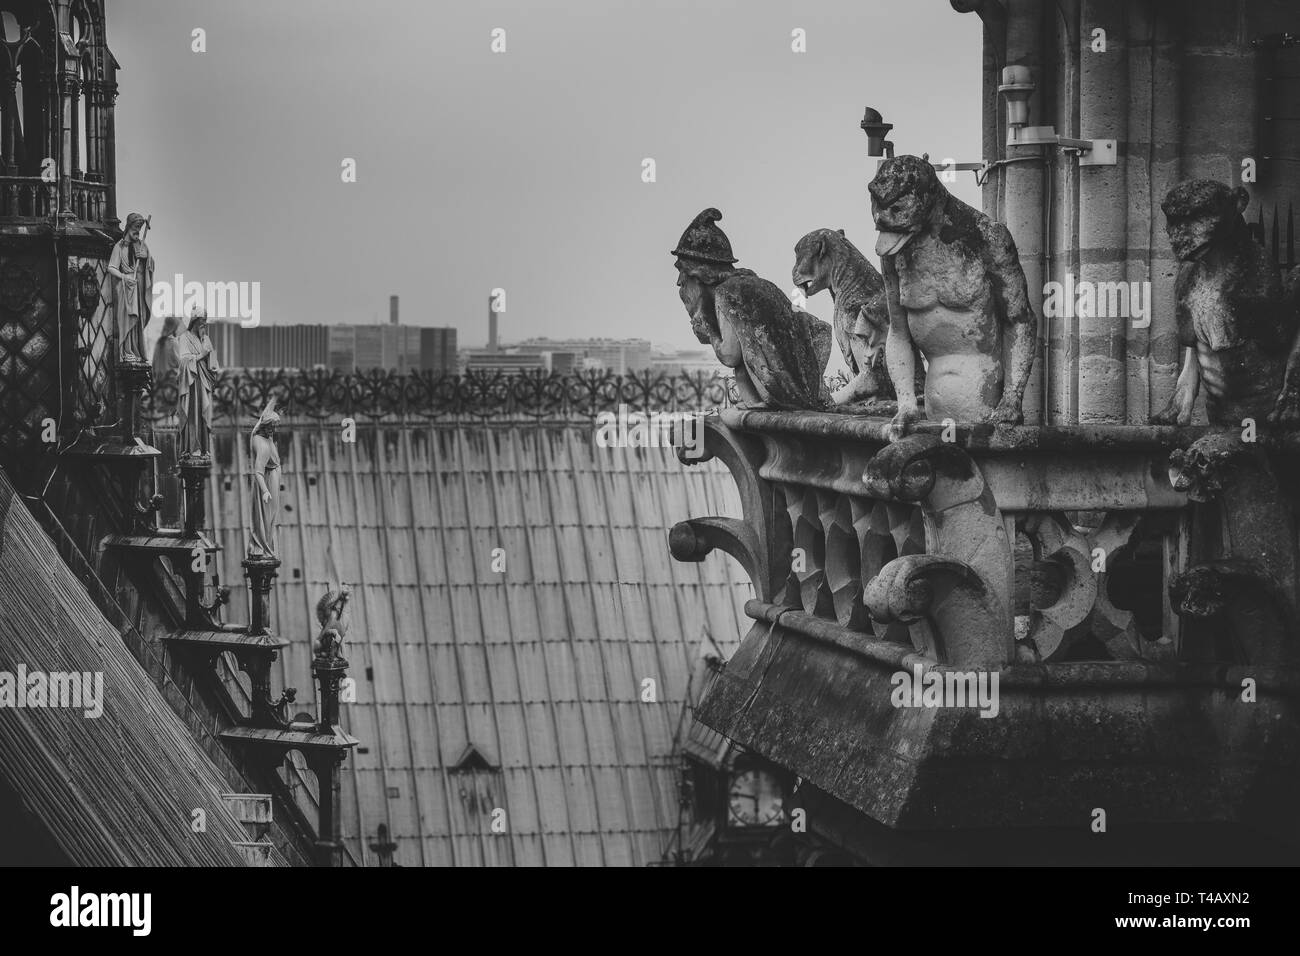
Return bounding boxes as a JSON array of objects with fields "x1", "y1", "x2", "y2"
[{"x1": 792, "y1": 227, "x2": 920, "y2": 406}]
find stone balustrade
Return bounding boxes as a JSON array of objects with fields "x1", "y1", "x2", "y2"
[
  {"x1": 0, "y1": 175, "x2": 110, "y2": 223},
  {"x1": 671, "y1": 408, "x2": 1300, "y2": 852}
]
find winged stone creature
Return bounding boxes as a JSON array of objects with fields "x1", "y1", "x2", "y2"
[{"x1": 673, "y1": 208, "x2": 831, "y2": 409}]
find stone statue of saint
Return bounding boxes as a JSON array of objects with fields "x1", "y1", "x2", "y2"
[
  {"x1": 151, "y1": 314, "x2": 182, "y2": 396},
  {"x1": 176, "y1": 306, "x2": 221, "y2": 458},
  {"x1": 106, "y1": 212, "x2": 155, "y2": 364},
  {"x1": 248, "y1": 399, "x2": 281, "y2": 558}
]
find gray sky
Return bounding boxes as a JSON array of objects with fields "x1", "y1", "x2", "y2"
[{"x1": 114, "y1": 0, "x2": 982, "y2": 352}]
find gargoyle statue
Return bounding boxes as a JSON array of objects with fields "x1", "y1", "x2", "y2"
[
  {"x1": 314, "y1": 583, "x2": 352, "y2": 662},
  {"x1": 673, "y1": 208, "x2": 831, "y2": 409},
  {"x1": 792, "y1": 227, "x2": 921, "y2": 408},
  {"x1": 868, "y1": 155, "x2": 1037, "y2": 436},
  {"x1": 1151, "y1": 179, "x2": 1300, "y2": 428}
]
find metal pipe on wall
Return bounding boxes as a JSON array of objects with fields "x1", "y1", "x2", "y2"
[
  {"x1": 1050, "y1": 0, "x2": 1082, "y2": 425},
  {"x1": 1001, "y1": 0, "x2": 1046, "y2": 425}
]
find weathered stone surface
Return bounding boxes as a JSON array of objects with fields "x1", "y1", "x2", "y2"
[
  {"x1": 695, "y1": 621, "x2": 1300, "y2": 845},
  {"x1": 867, "y1": 155, "x2": 1037, "y2": 433},
  {"x1": 673, "y1": 208, "x2": 831, "y2": 410},
  {"x1": 1153, "y1": 179, "x2": 1300, "y2": 428},
  {"x1": 792, "y1": 228, "x2": 917, "y2": 406}
]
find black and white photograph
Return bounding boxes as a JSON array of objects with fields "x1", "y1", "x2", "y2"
[{"x1": 0, "y1": 0, "x2": 1295, "y2": 931}]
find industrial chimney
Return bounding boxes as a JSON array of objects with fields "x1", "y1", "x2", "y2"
[
  {"x1": 488, "y1": 294, "x2": 499, "y2": 352},
  {"x1": 390, "y1": 295, "x2": 399, "y2": 326}
]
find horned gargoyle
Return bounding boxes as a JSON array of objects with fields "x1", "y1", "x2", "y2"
[
  {"x1": 1152, "y1": 179, "x2": 1300, "y2": 429},
  {"x1": 673, "y1": 208, "x2": 831, "y2": 410},
  {"x1": 792, "y1": 227, "x2": 921, "y2": 408},
  {"x1": 868, "y1": 155, "x2": 1037, "y2": 436}
]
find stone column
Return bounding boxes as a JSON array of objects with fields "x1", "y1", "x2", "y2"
[
  {"x1": 308, "y1": 750, "x2": 346, "y2": 867},
  {"x1": 179, "y1": 453, "x2": 211, "y2": 535},
  {"x1": 1077, "y1": 0, "x2": 1129, "y2": 424},
  {"x1": 56, "y1": 68, "x2": 77, "y2": 218},
  {"x1": 102, "y1": 79, "x2": 118, "y2": 229},
  {"x1": 310, "y1": 653, "x2": 350, "y2": 867},
  {"x1": 242, "y1": 554, "x2": 280, "y2": 637},
  {"x1": 1, "y1": 68, "x2": 16, "y2": 174},
  {"x1": 83, "y1": 76, "x2": 100, "y2": 184}
]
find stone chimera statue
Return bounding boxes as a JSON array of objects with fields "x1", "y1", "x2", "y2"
[
  {"x1": 792, "y1": 227, "x2": 920, "y2": 407},
  {"x1": 673, "y1": 208, "x2": 831, "y2": 409},
  {"x1": 1151, "y1": 180, "x2": 1300, "y2": 428},
  {"x1": 868, "y1": 155, "x2": 1037, "y2": 434}
]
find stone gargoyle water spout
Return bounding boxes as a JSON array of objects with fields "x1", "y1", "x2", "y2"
[
  {"x1": 792, "y1": 227, "x2": 922, "y2": 409},
  {"x1": 673, "y1": 208, "x2": 831, "y2": 409},
  {"x1": 868, "y1": 155, "x2": 1038, "y2": 436}
]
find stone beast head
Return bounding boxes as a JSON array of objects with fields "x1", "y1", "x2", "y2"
[
  {"x1": 792, "y1": 228, "x2": 848, "y2": 299},
  {"x1": 1161, "y1": 180, "x2": 1250, "y2": 262},
  {"x1": 868, "y1": 154, "x2": 944, "y2": 257}
]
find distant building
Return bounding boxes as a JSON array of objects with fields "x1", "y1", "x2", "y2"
[
  {"x1": 652, "y1": 348, "x2": 724, "y2": 375},
  {"x1": 543, "y1": 351, "x2": 580, "y2": 373},
  {"x1": 511, "y1": 338, "x2": 653, "y2": 374},
  {"x1": 209, "y1": 321, "x2": 457, "y2": 373},
  {"x1": 462, "y1": 350, "x2": 549, "y2": 375},
  {"x1": 207, "y1": 322, "x2": 330, "y2": 369}
]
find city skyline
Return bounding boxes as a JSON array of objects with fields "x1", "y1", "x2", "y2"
[{"x1": 112, "y1": 0, "x2": 982, "y2": 354}]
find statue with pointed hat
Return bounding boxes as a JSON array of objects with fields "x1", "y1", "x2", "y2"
[
  {"x1": 672, "y1": 208, "x2": 831, "y2": 409},
  {"x1": 248, "y1": 397, "x2": 282, "y2": 558}
]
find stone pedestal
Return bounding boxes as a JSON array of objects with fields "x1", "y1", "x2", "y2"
[
  {"x1": 242, "y1": 553, "x2": 280, "y2": 638},
  {"x1": 178, "y1": 452, "x2": 212, "y2": 535},
  {"x1": 115, "y1": 358, "x2": 151, "y2": 444}
]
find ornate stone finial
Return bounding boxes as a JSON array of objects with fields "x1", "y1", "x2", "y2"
[
  {"x1": 1152, "y1": 179, "x2": 1300, "y2": 428},
  {"x1": 673, "y1": 209, "x2": 831, "y2": 410},
  {"x1": 867, "y1": 154, "x2": 1037, "y2": 435}
]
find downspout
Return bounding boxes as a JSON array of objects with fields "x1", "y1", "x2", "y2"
[
  {"x1": 1053, "y1": 0, "x2": 1081, "y2": 425},
  {"x1": 1001, "y1": 0, "x2": 1047, "y2": 425},
  {"x1": 950, "y1": 0, "x2": 1007, "y2": 218}
]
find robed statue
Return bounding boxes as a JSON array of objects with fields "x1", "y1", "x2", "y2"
[
  {"x1": 106, "y1": 212, "x2": 155, "y2": 364},
  {"x1": 151, "y1": 314, "x2": 182, "y2": 394},
  {"x1": 248, "y1": 399, "x2": 281, "y2": 558},
  {"x1": 175, "y1": 307, "x2": 221, "y2": 458}
]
